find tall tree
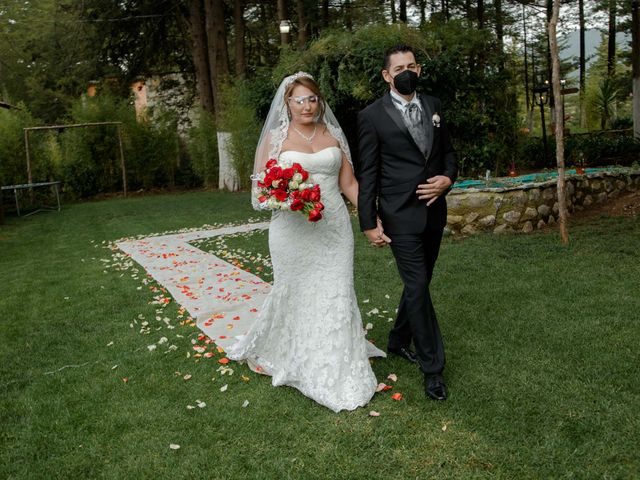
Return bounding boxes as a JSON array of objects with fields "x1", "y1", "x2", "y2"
[
  {"x1": 296, "y1": 0, "x2": 309, "y2": 47},
  {"x1": 607, "y1": 0, "x2": 617, "y2": 76},
  {"x1": 277, "y1": 0, "x2": 290, "y2": 44},
  {"x1": 633, "y1": 0, "x2": 640, "y2": 138},
  {"x1": 234, "y1": 0, "x2": 246, "y2": 78},
  {"x1": 400, "y1": 0, "x2": 408, "y2": 22},
  {"x1": 578, "y1": 0, "x2": 587, "y2": 128},
  {"x1": 204, "y1": 0, "x2": 230, "y2": 116},
  {"x1": 549, "y1": 0, "x2": 569, "y2": 244},
  {"x1": 494, "y1": 0, "x2": 504, "y2": 70},
  {"x1": 187, "y1": 0, "x2": 215, "y2": 113}
]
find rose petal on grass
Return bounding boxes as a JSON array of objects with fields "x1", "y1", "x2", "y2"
[
  {"x1": 376, "y1": 383, "x2": 393, "y2": 392},
  {"x1": 369, "y1": 411, "x2": 381, "y2": 417},
  {"x1": 442, "y1": 424, "x2": 447, "y2": 432},
  {"x1": 220, "y1": 384, "x2": 228, "y2": 392},
  {"x1": 183, "y1": 374, "x2": 192, "y2": 381},
  {"x1": 218, "y1": 357, "x2": 230, "y2": 365},
  {"x1": 387, "y1": 373, "x2": 398, "y2": 382},
  {"x1": 242, "y1": 400, "x2": 249, "y2": 408},
  {"x1": 169, "y1": 444, "x2": 180, "y2": 450},
  {"x1": 391, "y1": 393, "x2": 403, "y2": 401},
  {"x1": 186, "y1": 405, "x2": 195, "y2": 410},
  {"x1": 147, "y1": 344, "x2": 157, "y2": 352},
  {"x1": 196, "y1": 400, "x2": 206, "y2": 408},
  {"x1": 106, "y1": 341, "x2": 114, "y2": 347},
  {"x1": 365, "y1": 323, "x2": 373, "y2": 330},
  {"x1": 241, "y1": 375, "x2": 250, "y2": 382}
]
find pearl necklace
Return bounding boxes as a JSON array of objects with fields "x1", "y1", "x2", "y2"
[{"x1": 292, "y1": 124, "x2": 317, "y2": 143}]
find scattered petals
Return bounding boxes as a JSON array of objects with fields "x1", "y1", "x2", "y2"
[
  {"x1": 218, "y1": 357, "x2": 230, "y2": 365},
  {"x1": 391, "y1": 393, "x2": 403, "y2": 401},
  {"x1": 169, "y1": 444, "x2": 181, "y2": 450},
  {"x1": 220, "y1": 384, "x2": 228, "y2": 392},
  {"x1": 147, "y1": 344, "x2": 157, "y2": 352},
  {"x1": 122, "y1": 377, "x2": 129, "y2": 383},
  {"x1": 365, "y1": 323, "x2": 373, "y2": 330},
  {"x1": 241, "y1": 375, "x2": 250, "y2": 382},
  {"x1": 387, "y1": 373, "x2": 398, "y2": 382},
  {"x1": 183, "y1": 374, "x2": 192, "y2": 381},
  {"x1": 242, "y1": 400, "x2": 249, "y2": 408},
  {"x1": 376, "y1": 383, "x2": 393, "y2": 392},
  {"x1": 106, "y1": 341, "x2": 114, "y2": 347},
  {"x1": 196, "y1": 400, "x2": 206, "y2": 408},
  {"x1": 369, "y1": 410, "x2": 381, "y2": 417},
  {"x1": 442, "y1": 424, "x2": 448, "y2": 432}
]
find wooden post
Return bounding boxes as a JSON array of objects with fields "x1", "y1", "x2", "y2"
[
  {"x1": 116, "y1": 124, "x2": 127, "y2": 197},
  {"x1": 549, "y1": 0, "x2": 569, "y2": 244}
]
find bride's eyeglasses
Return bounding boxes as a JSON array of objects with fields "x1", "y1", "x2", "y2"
[{"x1": 288, "y1": 95, "x2": 320, "y2": 105}]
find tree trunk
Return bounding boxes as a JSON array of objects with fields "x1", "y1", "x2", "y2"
[
  {"x1": 579, "y1": 0, "x2": 587, "y2": 129},
  {"x1": 607, "y1": 0, "x2": 616, "y2": 77},
  {"x1": 234, "y1": 0, "x2": 246, "y2": 79},
  {"x1": 390, "y1": 0, "x2": 396, "y2": 23},
  {"x1": 477, "y1": 0, "x2": 484, "y2": 29},
  {"x1": 344, "y1": 0, "x2": 353, "y2": 31},
  {"x1": 204, "y1": 0, "x2": 229, "y2": 116},
  {"x1": 399, "y1": 0, "x2": 407, "y2": 22},
  {"x1": 546, "y1": 0, "x2": 555, "y2": 127},
  {"x1": 418, "y1": 0, "x2": 427, "y2": 25},
  {"x1": 277, "y1": 0, "x2": 290, "y2": 45},
  {"x1": 523, "y1": 5, "x2": 531, "y2": 116},
  {"x1": 187, "y1": 0, "x2": 215, "y2": 114},
  {"x1": 321, "y1": 0, "x2": 329, "y2": 29},
  {"x1": 633, "y1": 0, "x2": 640, "y2": 139},
  {"x1": 549, "y1": 0, "x2": 570, "y2": 245},
  {"x1": 494, "y1": 0, "x2": 503, "y2": 70},
  {"x1": 296, "y1": 0, "x2": 308, "y2": 47}
]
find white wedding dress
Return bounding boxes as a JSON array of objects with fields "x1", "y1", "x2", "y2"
[{"x1": 227, "y1": 146, "x2": 385, "y2": 412}]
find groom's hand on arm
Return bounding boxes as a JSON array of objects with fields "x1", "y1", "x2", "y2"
[{"x1": 416, "y1": 175, "x2": 453, "y2": 206}]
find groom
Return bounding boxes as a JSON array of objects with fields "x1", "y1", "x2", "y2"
[{"x1": 356, "y1": 44, "x2": 458, "y2": 401}]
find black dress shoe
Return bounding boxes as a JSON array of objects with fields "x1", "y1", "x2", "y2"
[
  {"x1": 425, "y1": 374, "x2": 447, "y2": 401},
  {"x1": 387, "y1": 347, "x2": 418, "y2": 364}
]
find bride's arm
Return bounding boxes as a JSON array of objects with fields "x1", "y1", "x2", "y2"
[{"x1": 338, "y1": 156, "x2": 358, "y2": 208}]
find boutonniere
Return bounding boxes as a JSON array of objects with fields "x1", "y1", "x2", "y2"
[{"x1": 432, "y1": 113, "x2": 441, "y2": 128}]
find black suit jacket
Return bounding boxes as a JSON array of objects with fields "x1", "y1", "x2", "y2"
[{"x1": 356, "y1": 92, "x2": 458, "y2": 235}]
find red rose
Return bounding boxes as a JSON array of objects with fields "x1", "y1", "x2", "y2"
[
  {"x1": 290, "y1": 190, "x2": 301, "y2": 199},
  {"x1": 309, "y1": 190, "x2": 321, "y2": 202},
  {"x1": 266, "y1": 159, "x2": 277, "y2": 168},
  {"x1": 300, "y1": 189, "x2": 312, "y2": 201},
  {"x1": 308, "y1": 209, "x2": 323, "y2": 222},
  {"x1": 270, "y1": 166, "x2": 283, "y2": 179},
  {"x1": 292, "y1": 162, "x2": 303, "y2": 172},
  {"x1": 290, "y1": 198, "x2": 304, "y2": 211},
  {"x1": 263, "y1": 173, "x2": 273, "y2": 186},
  {"x1": 258, "y1": 195, "x2": 267, "y2": 203},
  {"x1": 273, "y1": 189, "x2": 288, "y2": 202},
  {"x1": 314, "y1": 201, "x2": 324, "y2": 211},
  {"x1": 300, "y1": 170, "x2": 309, "y2": 181},
  {"x1": 282, "y1": 167, "x2": 294, "y2": 180}
]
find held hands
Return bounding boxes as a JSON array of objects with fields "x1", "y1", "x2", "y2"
[
  {"x1": 364, "y1": 217, "x2": 391, "y2": 248},
  {"x1": 416, "y1": 175, "x2": 453, "y2": 206}
]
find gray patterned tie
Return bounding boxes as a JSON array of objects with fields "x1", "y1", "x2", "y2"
[{"x1": 403, "y1": 103, "x2": 427, "y2": 155}]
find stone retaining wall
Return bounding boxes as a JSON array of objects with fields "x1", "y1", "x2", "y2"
[{"x1": 446, "y1": 169, "x2": 640, "y2": 235}]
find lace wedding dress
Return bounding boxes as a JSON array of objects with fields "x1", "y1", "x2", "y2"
[{"x1": 227, "y1": 146, "x2": 385, "y2": 412}]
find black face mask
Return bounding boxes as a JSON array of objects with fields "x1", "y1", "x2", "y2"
[{"x1": 392, "y1": 69, "x2": 419, "y2": 95}]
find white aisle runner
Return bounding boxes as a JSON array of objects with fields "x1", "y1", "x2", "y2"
[{"x1": 117, "y1": 223, "x2": 270, "y2": 350}]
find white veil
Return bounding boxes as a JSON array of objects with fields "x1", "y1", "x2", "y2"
[{"x1": 251, "y1": 71, "x2": 352, "y2": 209}]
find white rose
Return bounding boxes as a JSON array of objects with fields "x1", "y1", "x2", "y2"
[
  {"x1": 292, "y1": 172, "x2": 303, "y2": 182},
  {"x1": 289, "y1": 180, "x2": 299, "y2": 190}
]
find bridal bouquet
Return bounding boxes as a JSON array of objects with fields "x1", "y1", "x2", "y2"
[{"x1": 253, "y1": 159, "x2": 324, "y2": 222}]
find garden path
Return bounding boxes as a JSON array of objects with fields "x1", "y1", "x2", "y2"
[{"x1": 117, "y1": 222, "x2": 270, "y2": 350}]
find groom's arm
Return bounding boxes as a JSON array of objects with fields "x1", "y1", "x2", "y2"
[{"x1": 356, "y1": 110, "x2": 380, "y2": 232}]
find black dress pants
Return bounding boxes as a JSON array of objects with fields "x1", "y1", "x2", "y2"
[{"x1": 387, "y1": 222, "x2": 445, "y2": 375}]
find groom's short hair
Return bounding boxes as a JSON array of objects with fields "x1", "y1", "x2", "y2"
[{"x1": 383, "y1": 44, "x2": 416, "y2": 70}]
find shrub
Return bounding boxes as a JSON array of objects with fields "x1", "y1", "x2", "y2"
[
  {"x1": 219, "y1": 80, "x2": 262, "y2": 189},
  {"x1": 185, "y1": 108, "x2": 218, "y2": 188}
]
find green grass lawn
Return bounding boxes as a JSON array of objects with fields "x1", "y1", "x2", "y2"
[{"x1": 1, "y1": 191, "x2": 639, "y2": 479}]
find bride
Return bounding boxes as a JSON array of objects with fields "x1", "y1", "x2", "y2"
[{"x1": 226, "y1": 72, "x2": 386, "y2": 412}]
